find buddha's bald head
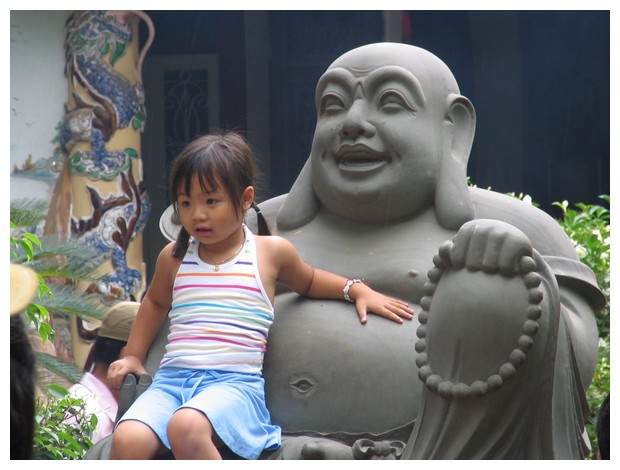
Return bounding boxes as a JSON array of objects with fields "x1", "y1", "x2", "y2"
[
  {"x1": 278, "y1": 43, "x2": 475, "y2": 230},
  {"x1": 325, "y1": 42, "x2": 460, "y2": 103}
]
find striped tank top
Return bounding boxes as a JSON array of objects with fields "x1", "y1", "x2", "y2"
[{"x1": 160, "y1": 225, "x2": 274, "y2": 375}]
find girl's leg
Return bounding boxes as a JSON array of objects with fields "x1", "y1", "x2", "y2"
[
  {"x1": 167, "y1": 408, "x2": 222, "y2": 460},
  {"x1": 111, "y1": 420, "x2": 167, "y2": 460}
]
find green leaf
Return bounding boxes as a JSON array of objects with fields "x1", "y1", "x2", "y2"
[
  {"x1": 46, "y1": 384, "x2": 70, "y2": 398},
  {"x1": 58, "y1": 431, "x2": 80, "y2": 450},
  {"x1": 19, "y1": 238, "x2": 34, "y2": 260},
  {"x1": 22, "y1": 232, "x2": 42, "y2": 249}
]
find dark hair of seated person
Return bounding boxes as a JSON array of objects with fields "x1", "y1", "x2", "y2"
[
  {"x1": 595, "y1": 394, "x2": 610, "y2": 459},
  {"x1": 84, "y1": 336, "x2": 127, "y2": 372},
  {"x1": 11, "y1": 315, "x2": 35, "y2": 460}
]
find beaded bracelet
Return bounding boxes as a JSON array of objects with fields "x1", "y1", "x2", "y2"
[{"x1": 343, "y1": 278, "x2": 365, "y2": 302}]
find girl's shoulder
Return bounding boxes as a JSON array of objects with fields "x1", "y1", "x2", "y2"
[
  {"x1": 156, "y1": 241, "x2": 183, "y2": 268},
  {"x1": 255, "y1": 234, "x2": 293, "y2": 252},
  {"x1": 255, "y1": 235, "x2": 300, "y2": 266},
  {"x1": 159, "y1": 241, "x2": 178, "y2": 256},
  {"x1": 153, "y1": 241, "x2": 184, "y2": 287},
  {"x1": 254, "y1": 234, "x2": 303, "y2": 283}
]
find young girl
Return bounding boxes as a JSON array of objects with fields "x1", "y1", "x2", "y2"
[{"x1": 107, "y1": 131, "x2": 414, "y2": 460}]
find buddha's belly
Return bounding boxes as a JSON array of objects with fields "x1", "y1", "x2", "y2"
[{"x1": 263, "y1": 292, "x2": 422, "y2": 437}]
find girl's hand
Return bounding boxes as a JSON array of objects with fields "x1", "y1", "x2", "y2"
[
  {"x1": 352, "y1": 284, "x2": 414, "y2": 324},
  {"x1": 107, "y1": 355, "x2": 147, "y2": 391}
]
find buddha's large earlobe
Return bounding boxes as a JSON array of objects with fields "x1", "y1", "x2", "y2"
[
  {"x1": 276, "y1": 158, "x2": 321, "y2": 230},
  {"x1": 434, "y1": 94, "x2": 476, "y2": 230}
]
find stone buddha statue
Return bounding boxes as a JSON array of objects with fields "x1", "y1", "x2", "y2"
[
  {"x1": 88, "y1": 42, "x2": 603, "y2": 460},
  {"x1": 250, "y1": 42, "x2": 603, "y2": 459}
]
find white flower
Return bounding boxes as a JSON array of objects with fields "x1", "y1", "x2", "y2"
[{"x1": 575, "y1": 245, "x2": 587, "y2": 258}]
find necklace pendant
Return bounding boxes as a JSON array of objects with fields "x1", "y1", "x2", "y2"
[{"x1": 214, "y1": 264, "x2": 220, "y2": 272}]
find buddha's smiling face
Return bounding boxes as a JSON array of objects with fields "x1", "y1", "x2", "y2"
[{"x1": 310, "y1": 44, "x2": 451, "y2": 223}]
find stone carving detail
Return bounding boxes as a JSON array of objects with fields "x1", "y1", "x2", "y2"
[{"x1": 62, "y1": 10, "x2": 153, "y2": 303}]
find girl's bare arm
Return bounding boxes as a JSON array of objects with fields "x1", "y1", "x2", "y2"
[
  {"x1": 267, "y1": 236, "x2": 413, "y2": 324},
  {"x1": 107, "y1": 242, "x2": 178, "y2": 389}
]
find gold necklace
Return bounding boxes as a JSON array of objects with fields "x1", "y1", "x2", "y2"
[{"x1": 204, "y1": 233, "x2": 246, "y2": 271}]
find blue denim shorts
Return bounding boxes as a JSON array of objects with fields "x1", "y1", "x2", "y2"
[{"x1": 117, "y1": 367, "x2": 281, "y2": 459}]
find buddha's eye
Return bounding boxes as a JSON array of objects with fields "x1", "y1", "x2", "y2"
[
  {"x1": 320, "y1": 93, "x2": 346, "y2": 114},
  {"x1": 378, "y1": 90, "x2": 414, "y2": 112}
]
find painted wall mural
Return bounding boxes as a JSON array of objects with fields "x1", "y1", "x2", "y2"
[{"x1": 45, "y1": 10, "x2": 154, "y2": 366}]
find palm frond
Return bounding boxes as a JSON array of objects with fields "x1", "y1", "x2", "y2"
[
  {"x1": 29, "y1": 259, "x2": 106, "y2": 283},
  {"x1": 12, "y1": 233, "x2": 107, "y2": 285},
  {"x1": 33, "y1": 235, "x2": 101, "y2": 258},
  {"x1": 10, "y1": 198, "x2": 49, "y2": 227},
  {"x1": 40, "y1": 284, "x2": 108, "y2": 321},
  {"x1": 35, "y1": 352, "x2": 84, "y2": 385}
]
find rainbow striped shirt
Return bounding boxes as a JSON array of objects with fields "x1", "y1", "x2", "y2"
[{"x1": 160, "y1": 226, "x2": 274, "y2": 375}]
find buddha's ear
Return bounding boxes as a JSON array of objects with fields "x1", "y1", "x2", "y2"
[
  {"x1": 276, "y1": 157, "x2": 321, "y2": 230},
  {"x1": 434, "y1": 94, "x2": 476, "y2": 230}
]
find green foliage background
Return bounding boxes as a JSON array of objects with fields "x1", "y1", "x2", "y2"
[
  {"x1": 553, "y1": 196, "x2": 610, "y2": 455},
  {"x1": 11, "y1": 201, "x2": 105, "y2": 459},
  {"x1": 33, "y1": 384, "x2": 98, "y2": 460}
]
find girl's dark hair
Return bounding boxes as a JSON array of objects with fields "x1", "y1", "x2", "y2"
[{"x1": 169, "y1": 131, "x2": 270, "y2": 258}]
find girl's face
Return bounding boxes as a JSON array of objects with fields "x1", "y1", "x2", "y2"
[{"x1": 176, "y1": 175, "x2": 253, "y2": 248}]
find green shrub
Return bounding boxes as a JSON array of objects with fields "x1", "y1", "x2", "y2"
[
  {"x1": 11, "y1": 202, "x2": 107, "y2": 459},
  {"x1": 32, "y1": 384, "x2": 97, "y2": 460},
  {"x1": 553, "y1": 196, "x2": 610, "y2": 457},
  {"x1": 553, "y1": 196, "x2": 610, "y2": 337}
]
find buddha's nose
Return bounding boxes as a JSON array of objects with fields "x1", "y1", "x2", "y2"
[{"x1": 340, "y1": 99, "x2": 376, "y2": 139}]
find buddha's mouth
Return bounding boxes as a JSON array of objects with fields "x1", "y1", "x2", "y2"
[{"x1": 336, "y1": 145, "x2": 390, "y2": 173}]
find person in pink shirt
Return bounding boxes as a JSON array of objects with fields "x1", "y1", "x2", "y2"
[{"x1": 68, "y1": 301, "x2": 139, "y2": 443}]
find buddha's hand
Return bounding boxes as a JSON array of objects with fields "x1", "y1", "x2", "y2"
[{"x1": 444, "y1": 219, "x2": 533, "y2": 277}]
